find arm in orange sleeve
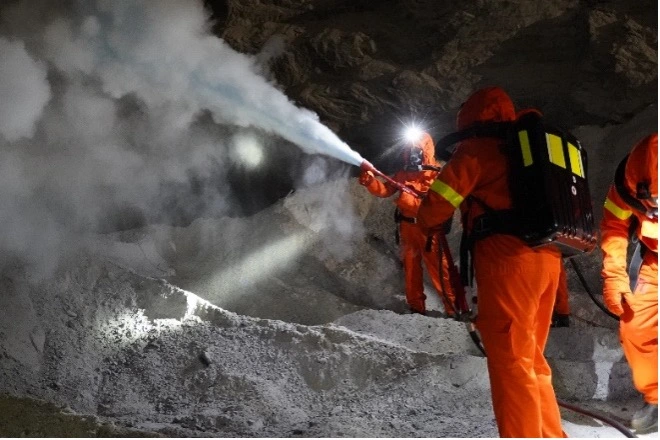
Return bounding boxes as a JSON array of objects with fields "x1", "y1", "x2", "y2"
[
  {"x1": 600, "y1": 185, "x2": 634, "y2": 316},
  {"x1": 359, "y1": 170, "x2": 398, "y2": 198},
  {"x1": 395, "y1": 170, "x2": 439, "y2": 214},
  {"x1": 396, "y1": 190, "x2": 421, "y2": 213},
  {"x1": 417, "y1": 140, "x2": 483, "y2": 233}
]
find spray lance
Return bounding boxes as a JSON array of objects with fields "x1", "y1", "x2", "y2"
[{"x1": 359, "y1": 160, "x2": 421, "y2": 198}]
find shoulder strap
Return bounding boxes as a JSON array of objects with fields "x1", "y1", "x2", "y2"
[
  {"x1": 458, "y1": 195, "x2": 495, "y2": 287},
  {"x1": 435, "y1": 121, "x2": 513, "y2": 161},
  {"x1": 614, "y1": 154, "x2": 649, "y2": 216}
]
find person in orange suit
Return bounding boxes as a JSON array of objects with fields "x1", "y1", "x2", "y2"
[
  {"x1": 601, "y1": 133, "x2": 658, "y2": 433},
  {"x1": 552, "y1": 264, "x2": 571, "y2": 327},
  {"x1": 358, "y1": 131, "x2": 457, "y2": 317},
  {"x1": 515, "y1": 108, "x2": 571, "y2": 330},
  {"x1": 416, "y1": 86, "x2": 565, "y2": 437}
]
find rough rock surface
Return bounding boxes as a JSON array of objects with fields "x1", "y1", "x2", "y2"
[
  {"x1": 0, "y1": 149, "x2": 649, "y2": 436},
  {"x1": 213, "y1": 0, "x2": 656, "y2": 167},
  {"x1": 0, "y1": 244, "x2": 639, "y2": 436}
]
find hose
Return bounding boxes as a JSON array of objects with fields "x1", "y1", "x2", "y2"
[
  {"x1": 465, "y1": 319, "x2": 485, "y2": 356},
  {"x1": 557, "y1": 399, "x2": 637, "y2": 438},
  {"x1": 568, "y1": 258, "x2": 619, "y2": 321}
]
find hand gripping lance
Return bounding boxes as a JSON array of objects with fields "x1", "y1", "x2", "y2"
[{"x1": 360, "y1": 160, "x2": 421, "y2": 198}]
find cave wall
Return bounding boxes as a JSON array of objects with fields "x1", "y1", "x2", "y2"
[{"x1": 209, "y1": 0, "x2": 656, "y2": 171}]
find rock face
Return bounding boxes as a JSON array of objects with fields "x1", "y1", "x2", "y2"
[
  {"x1": 211, "y1": 0, "x2": 656, "y2": 167},
  {"x1": 205, "y1": 0, "x2": 657, "y2": 328},
  {"x1": 203, "y1": 0, "x2": 658, "y2": 329}
]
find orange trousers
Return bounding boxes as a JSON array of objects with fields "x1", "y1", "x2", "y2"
[
  {"x1": 621, "y1": 251, "x2": 658, "y2": 404},
  {"x1": 474, "y1": 235, "x2": 565, "y2": 438},
  {"x1": 399, "y1": 222, "x2": 456, "y2": 315}
]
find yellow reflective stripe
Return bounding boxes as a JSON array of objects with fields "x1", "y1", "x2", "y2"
[
  {"x1": 429, "y1": 179, "x2": 464, "y2": 208},
  {"x1": 546, "y1": 133, "x2": 566, "y2": 168},
  {"x1": 604, "y1": 197, "x2": 632, "y2": 220},
  {"x1": 568, "y1": 143, "x2": 584, "y2": 177},
  {"x1": 518, "y1": 130, "x2": 533, "y2": 166}
]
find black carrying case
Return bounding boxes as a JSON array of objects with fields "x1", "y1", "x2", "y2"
[{"x1": 507, "y1": 112, "x2": 597, "y2": 255}]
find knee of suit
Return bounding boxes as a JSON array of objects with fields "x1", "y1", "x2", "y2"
[{"x1": 477, "y1": 317, "x2": 538, "y2": 368}]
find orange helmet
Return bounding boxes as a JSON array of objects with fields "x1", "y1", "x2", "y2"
[
  {"x1": 516, "y1": 108, "x2": 543, "y2": 119},
  {"x1": 615, "y1": 133, "x2": 658, "y2": 217},
  {"x1": 456, "y1": 86, "x2": 516, "y2": 130}
]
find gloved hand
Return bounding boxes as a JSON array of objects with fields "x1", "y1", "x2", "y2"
[
  {"x1": 358, "y1": 170, "x2": 375, "y2": 186},
  {"x1": 603, "y1": 283, "x2": 630, "y2": 317}
]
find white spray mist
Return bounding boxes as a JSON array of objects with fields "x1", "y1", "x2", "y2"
[
  {"x1": 0, "y1": 0, "x2": 364, "y2": 275},
  {"x1": 92, "y1": 0, "x2": 363, "y2": 166}
]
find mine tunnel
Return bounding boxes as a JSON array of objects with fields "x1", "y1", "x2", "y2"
[{"x1": 0, "y1": 0, "x2": 657, "y2": 437}]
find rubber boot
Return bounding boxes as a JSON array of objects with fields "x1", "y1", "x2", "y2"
[
  {"x1": 550, "y1": 313, "x2": 570, "y2": 328},
  {"x1": 631, "y1": 403, "x2": 658, "y2": 433},
  {"x1": 408, "y1": 307, "x2": 426, "y2": 316}
]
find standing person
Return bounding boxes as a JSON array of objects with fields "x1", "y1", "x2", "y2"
[
  {"x1": 358, "y1": 131, "x2": 457, "y2": 317},
  {"x1": 417, "y1": 86, "x2": 565, "y2": 437},
  {"x1": 516, "y1": 108, "x2": 570, "y2": 330},
  {"x1": 600, "y1": 133, "x2": 658, "y2": 433}
]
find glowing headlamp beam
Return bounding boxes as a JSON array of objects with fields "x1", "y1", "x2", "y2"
[{"x1": 404, "y1": 125, "x2": 423, "y2": 144}]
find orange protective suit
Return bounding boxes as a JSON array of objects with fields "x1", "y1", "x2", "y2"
[
  {"x1": 600, "y1": 133, "x2": 658, "y2": 405},
  {"x1": 417, "y1": 87, "x2": 565, "y2": 437},
  {"x1": 359, "y1": 132, "x2": 457, "y2": 316}
]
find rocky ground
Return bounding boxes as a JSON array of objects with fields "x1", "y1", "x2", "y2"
[{"x1": 0, "y1": 174, "x2": 652, "y2": 437}]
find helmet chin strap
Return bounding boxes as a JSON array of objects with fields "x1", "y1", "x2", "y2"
[
  {"x1": 645, "y1": 204, "x2": 658, "y2": 219},
  {"x1": 614, "y1": 154, "x2": 657, "y2": 218}
]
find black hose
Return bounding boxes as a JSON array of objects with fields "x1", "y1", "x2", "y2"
[
  {"x1": 557, "y1": 399, "x2": 637, "y2": 438},
  {"x1": 436, "y1": 235, "x2": 458, "y2": 316},
  {"x1": 465, "y1": 321, "x2": 486, "y2": 356},
  {"x1": 568, "y1": 258, "x2": 619, "y2": 321}
]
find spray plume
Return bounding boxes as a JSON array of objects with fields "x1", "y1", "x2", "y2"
[
  {"x1": 0, "y1": 0, "x2": 374, "y2": 274},
  {"x1": 41, "y1": 0, "x2": 363, "y2": 167}
]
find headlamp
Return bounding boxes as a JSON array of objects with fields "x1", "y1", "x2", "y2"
[
  {"x1": 404, "y1": 125, "x2": 423, "y2": 144},
  {"x1": 635, "y1": 181, "x2": 658, "y2": 218}
]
